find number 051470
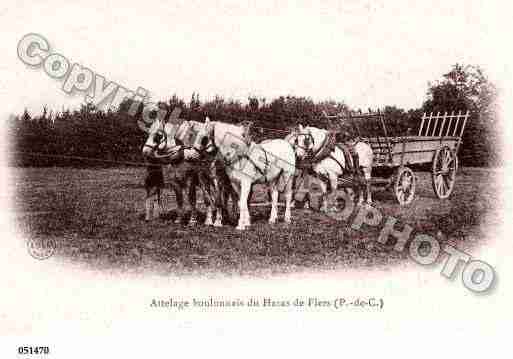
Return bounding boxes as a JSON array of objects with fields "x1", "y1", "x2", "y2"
[{"x1": 18, "y1": 346, "x2": 50, "y2": 355}]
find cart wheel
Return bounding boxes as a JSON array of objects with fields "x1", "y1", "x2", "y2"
[
  {"x1": 394, "y1": 166, "x2": 416, "y2": 205},
  {"x1": 432, "y1": 146, "x2": 458, "y2": 199}
]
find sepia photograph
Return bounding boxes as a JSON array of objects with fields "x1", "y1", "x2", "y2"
[{"x1": 0, "y1": 0, "x2": 511, "y2": 357}]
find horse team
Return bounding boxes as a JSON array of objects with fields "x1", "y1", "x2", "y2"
[{"x1": 142, "y1": 116, "x2": 374, "y2": 230}]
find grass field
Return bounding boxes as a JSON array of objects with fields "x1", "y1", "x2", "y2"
[{"x1": 13, "y1": 166, "x2": 500, "y2": 275}]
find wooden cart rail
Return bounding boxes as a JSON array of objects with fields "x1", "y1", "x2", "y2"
[
  {"x1": 365, "y1": 136, "x2": 460, "y2": 167},
  {"x1": 418, "y1": 111, "x2": 469, "y2": 137},
  {"x1": 417, "y1": 111, "x2": 469, "y2": 155}
]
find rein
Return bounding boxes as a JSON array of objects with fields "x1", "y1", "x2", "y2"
[{"x1": 152, "y1": 147, "x2": 182, "y2": 160}]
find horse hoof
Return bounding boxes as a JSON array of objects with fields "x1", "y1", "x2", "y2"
[
  {"x1": 188, "y1": 220, "x2": 197, "y2": 227},
  {"x1": 304, "y1": 202, "x2": 310, "y2": 210},
  {"x1": 236, "y1": 225, "x2": 245, "y2": 231},
  {"x1": 213, "y1": 221, "x2": 222, "y2": 227}
]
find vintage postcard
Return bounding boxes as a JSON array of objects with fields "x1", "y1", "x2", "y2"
[{"x1": 0, "y1": 1, "x2": 511, "y2": 357}]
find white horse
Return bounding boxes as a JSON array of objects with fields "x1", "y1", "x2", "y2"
[
  {"x1": 287, "y1": 125, "x2": 374, "y2": 211},
  {"x1": 191, "y1": 118, "x2": 296, "y2": 230},
  {"x1": 142, "y1": 119, "x2": 216, "y2": 225}
]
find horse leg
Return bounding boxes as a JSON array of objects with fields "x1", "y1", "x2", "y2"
[
  {"x1": 201, "y1": 174, "x2": 214, "y2": 226},
  {"x1": 204, "y1": 194, "x2": 213, "y2": 226},
  {"x1": 170, "y1": 178, "x2": 183, "y2": 224},
  {"x1": 145, "y1": 193, "x2": 154, "y2": 221},
  {"x1": 357, "y1": 180, "x2": 370, "y2": 205},
  {"x1": 363, "y1": 167, "x2": 372, "y2": 204},
  {"x1": 229, "y1": 180, "x2": 241, "y2": 225},
  {"x1": 345, "y1": 187, "x2": 355, "y2": 203},
  {"x1": 355, "y1": 167, "x2": 364, "y2": 205},
  {"x1": 284, "y1": 174, "x2": 294, "y2": 224},
  {"x1": 187, "y1": 173, "x2": 198, "y2": 226},
  {"x1": 292, "y1": 170, "x2": 311, "y2": 209},
  {"x1": 303, "y1": 188, "x2": 311, "y2": 210},
  {"x1": 290, "y1": 174, "x2": 296, "y2": 209},
  {"x1": 354, "y1": 142, "x2": 373, "y2": 205},
  {"x1": 213, "y1": 176, "x2": 225, "y2": 227},
  {"x1": 153, "y1": 188, "x2": 162, "y2": 219},
  {"x1": 356, "y1": 167, "x2": 371, "y2": 205},
  {"x1": 301, "y1": 170, "x2": 319, "y2": 210},
  {"x1": 145, "y1": 184, "x2": 160, "y2": 221},
  {"x1": 214, "y1": 198, "x2": 223, "y2": 227},
  {"x1": 318, "y1": 178, "x2": 329, "y2": 213},
  {"x1": 268, "y1": 183, "x2": 279, "y2": 224},
  {"x1": 357, "y1": 185, "x2": 364, "y2": 206},
  {"x1": 237, "y1": 180, "x2": 251, "y2": 230},
  {"x1": 327, "y1": 173, "x2": 339, "y2": 212}
]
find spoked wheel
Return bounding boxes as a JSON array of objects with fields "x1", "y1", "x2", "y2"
[
  {"x1": 432, "y1": 146, "x2": 458, "y2": 199},
  {"x1": 394, "y1": 166, "x2": 416, "y2": 205}
]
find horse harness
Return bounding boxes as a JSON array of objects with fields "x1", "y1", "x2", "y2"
[
  {"x1": 196, "y1": 125, "x2": 271, "y2": 181},
  {"x1": 239, "y1": 143, "x2": 271, "y2": 182},
  {"x1": 296, "y1": 130, "x2": 359, "y2": 175}
]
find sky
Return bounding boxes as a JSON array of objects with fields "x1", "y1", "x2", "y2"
[{"x1": 0, "y1": 0, "x2": 510, "y2": 118}]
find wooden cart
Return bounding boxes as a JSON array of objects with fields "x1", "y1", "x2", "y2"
[{"x1": 329, "y1": 110, "x2": 470, "y2": 205}]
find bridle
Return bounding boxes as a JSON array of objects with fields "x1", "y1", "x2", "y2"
[
  {"x1": 185, "y1": 123, "x2": 218, "y2": 162},
  {"x1": 192, "y1": 135, "x2": 217, "y2": 157},
  {"x1": 194, "y1": 123, "x2": 254, "y2": 168},
  {"x1": 142, "y1": 121, "x2": 183, "y2": 160},
  {"x1": 143, "y1": 120, "x2": 167, "y2": 152},
  {"x1": 292, "y1": 131, "x2": 316, "y2": 157}
]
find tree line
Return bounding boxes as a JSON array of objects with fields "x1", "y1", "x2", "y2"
[{"x1": 8, "y1": 64, "x2": 500, "y2": 167}]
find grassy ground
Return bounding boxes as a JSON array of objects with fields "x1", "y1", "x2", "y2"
[{"x1": 13, "y1": 166, "x2": 499, "y2": 275}]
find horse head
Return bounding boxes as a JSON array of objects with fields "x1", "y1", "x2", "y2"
[
  {"x1": 190, "y1": 117, "x2": 215, "y2": 157},
  {"x1": 192, "y1": 118, "x2": 252, "y2": 164},
  {"x1": 142, "y1": 119, "x2": 166, "y2": 158},
  {"x1": 291, "y1": 124, "x2": 318, "y2": 159},
  {"x1": 142, "y1": 115, "x2": 188, "y2": 162}
]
